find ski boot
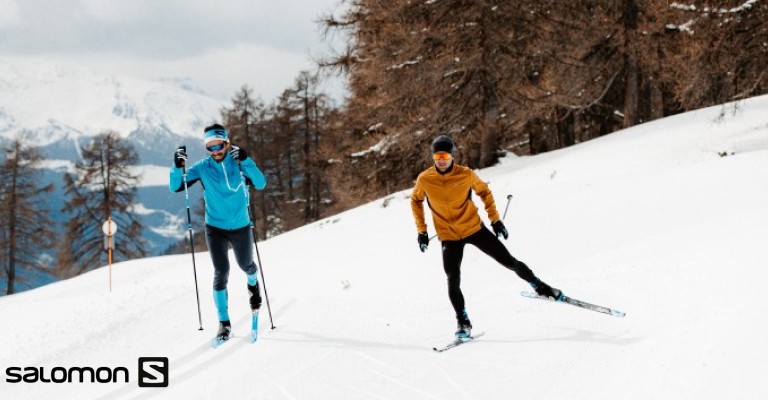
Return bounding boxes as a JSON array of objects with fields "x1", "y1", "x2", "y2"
[
  {"x1": 529, "y1": 279, "x2": 563, "y2": 301},
  {"x1": 211, "y1": 320, "x2": 232, "y2": 347},
  {"x1": 215, "y1": 321, "x2": 231, "y2": 342},
  {"x1": 455, "y1": 310, "x2": 472, "y2": 339},
  {"x1": 248, "y1": 282, "x2": 262, "y2": 312}
]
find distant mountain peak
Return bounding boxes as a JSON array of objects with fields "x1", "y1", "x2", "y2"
[{"x1": 0, "y1": 57, "x2": 225, "y2": 145}]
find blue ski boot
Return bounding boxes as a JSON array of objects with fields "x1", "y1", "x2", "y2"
[
  {"x1": 455, "y1": 310, "x2": 472, "y2": 339},
  {"x1": 212, "y1": 320, "x2": 232, "y2": 347}
]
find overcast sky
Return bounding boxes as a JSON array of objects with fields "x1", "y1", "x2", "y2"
[{"x1": 0, "y1": 0, "x2": 347, "y2": 101}]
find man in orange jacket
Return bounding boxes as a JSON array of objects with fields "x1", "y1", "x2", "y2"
[{"x1": 411, "y1": 135, "x2": 562, "y2": 338}]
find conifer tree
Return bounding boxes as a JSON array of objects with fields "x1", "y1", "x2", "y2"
[
  {"x1": 221, "y1": 85, "x2": 272, "y2": 238},
  {"x1": 319, "y1": 0, "x2": 767, "y2": 203},
  {"x1": 660, "y1": 0, "x2": 768, "y2": 109},
  {"x1": 320, "y1": 0, "x2": 543, "y2": 199},
  {"x1": 58, "y1": 131, "x2": 146, "y2": 277},
  {"x1": 291, "y1": 71, "x2": 330, "y2": 222},
  {"x1": 0, "y1": 137, "x2": 55, "y2": 294}
]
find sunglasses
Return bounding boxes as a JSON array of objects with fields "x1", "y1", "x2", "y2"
[
  {"x1": 206, "y1": 142, "x2": 227, "y2": 152},
  {"x1": 433, "y1": 152, "x2": 453, "y2": 161}
]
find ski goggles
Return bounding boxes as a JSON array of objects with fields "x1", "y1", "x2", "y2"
[
  {"x1": 432, "y1": 152, "x2": 453, "y2": 161},
  {"x1": 206, "y1": 142, "x2": 227, "y2": 152}
]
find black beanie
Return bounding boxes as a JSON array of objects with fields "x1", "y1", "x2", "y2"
[{"x1": 431, "y1": 135, "x2": 454, "y2": 153}]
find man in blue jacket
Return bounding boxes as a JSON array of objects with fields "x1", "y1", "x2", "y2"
[{"x1": 170, "y1": 124, "x2": 266, "y2": 342}]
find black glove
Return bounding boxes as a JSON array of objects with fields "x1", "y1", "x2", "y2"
[
  {"x1": 492, "y1": 220, "x2": 508, "y2": 240},
  {"x1": 418, "y1": 232, "x2": 430, "y2": 252},
  {"x1": 229, "y1": 145, "x2": 247, "y2": 161},
  {"x1": 174, "y1": 146, "x2": 187, "y2": 168}
]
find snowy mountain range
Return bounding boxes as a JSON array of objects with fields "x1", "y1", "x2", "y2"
[
  {"x1": 0, "y1": 58, "x2": 228, "y2": 290},
  {"x1": 0, "y1": 95, "x2": 766, "y2": 399},
  {"x1": 0, "y1": 57, "x2": 224, "y2": 160}
]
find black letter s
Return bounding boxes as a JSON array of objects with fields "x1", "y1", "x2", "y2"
[{"x1": 6, "y1": 367, "x2": 21, "y2": 383}]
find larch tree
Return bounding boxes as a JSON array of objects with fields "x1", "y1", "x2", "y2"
[
  {"x1": 0, "y1": 137, "x2": 55, "y2": 294},
  {"x1": 320, "y1": 0, "x2": 545, "y2": 200},
  {"x1": 222, "y1": 85, "x2": 268, "y2": 237},
  {"x1": 57, "y1": 131, "x2": 146, "y2": 277}
]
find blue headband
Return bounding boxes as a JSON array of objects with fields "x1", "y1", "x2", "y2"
[{"x1": 204, "y1": 128, "x2": 228, "y2": 145}]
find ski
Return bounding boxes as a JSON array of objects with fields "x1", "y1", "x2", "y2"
[
  {"x1": 520, "y1": 291, "x2": 626, "y2": 317},
  {"x1": 433, "y1": 331, "x2": 485, "y2": 353},
  {"x1": 250, "y1": 311, "x2": 259, "y2": 343}
]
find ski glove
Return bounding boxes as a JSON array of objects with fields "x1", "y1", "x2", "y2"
[
  {"x1": 418, "y1": 232, "x2": 430, "y2": 252},
  {"x1": 174, "y1": 146, "x2": 187, "y2": 168},
  {"x1": 492, "y1": 220, "x2": 508, "y2": 240},
  {"x1": 230, "y1": 145, "x2": 247, "y2": 161}
]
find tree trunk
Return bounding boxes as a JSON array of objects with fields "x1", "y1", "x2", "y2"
[
  {"x1": 622, "y1": 0, "x2": 640, "y2": 128},
  {"x1": 479, "y1": 5, "x2": 499, "y2": 168},
  {"x1": 6, "y1": 159, "x2": 18, "y2": 295},
  {"x1": 303, "y1": 87, "x2": 312, "y2": 222},
  {"x1": 623, "y1": 53, "x2": 639, "y2": 128},
  {"x1": 649, "y1": 43, "x2": 665, "y2": 120}
]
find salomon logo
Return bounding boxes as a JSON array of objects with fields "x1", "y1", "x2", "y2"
[
  {"x1": 138, "y1": 357, "x2": 169, "y2": 387},
  {"x1": 5, "y1": 366, "x2": 129, "y2": 383}
]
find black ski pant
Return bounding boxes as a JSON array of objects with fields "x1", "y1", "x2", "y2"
[
  {"x1": 205, "y1": 224, "x2": 258, "y2": 291},
  {"x1": 441, "y1": 225, "x2": 537, "y2": 317}
]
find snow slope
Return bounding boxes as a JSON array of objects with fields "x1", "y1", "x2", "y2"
[{"x1": 1, "y1": 96, "x2": 767, "y2": 399}]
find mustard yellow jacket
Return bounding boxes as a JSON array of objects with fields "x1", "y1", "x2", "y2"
[{"x1": 411, "y1": 164, "x2": 500, "y2": 241}]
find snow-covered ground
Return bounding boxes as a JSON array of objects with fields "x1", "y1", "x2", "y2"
[{"x1": 1, "y1": 96, "x2": 767, "y2": 399}]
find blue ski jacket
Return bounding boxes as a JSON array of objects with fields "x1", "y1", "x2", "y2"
[{"x1": 169, "y1": 152, "x2": 266, "y2": 231}]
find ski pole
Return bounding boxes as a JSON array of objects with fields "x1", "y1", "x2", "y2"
[
  {"x1": 181, "y1": 151, "x2": 204, "y2": 331},
  {"x1": 502, "y1": 194, "x2": 513, "y2": 220},
  {"x1": 238, "y1": 164, "x2": 276, "y2": 330},
  {"x1": 249, "y1": 216, "x2": 276, "y2": 330}
]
